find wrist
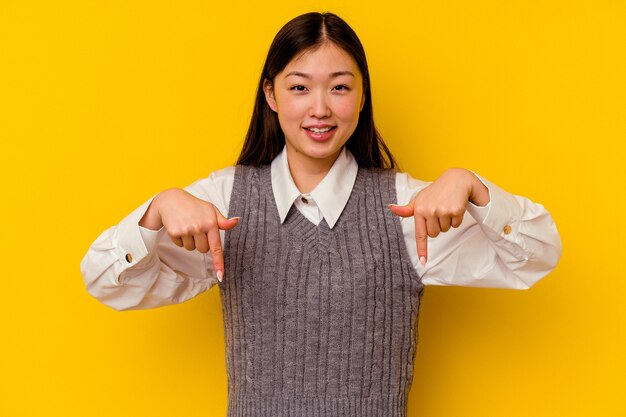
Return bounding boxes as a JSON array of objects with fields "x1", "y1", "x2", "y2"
[
  {"x1": 467, "y1": 171, "x2": 490, "y2": 206},
  {"x1": 138, "y1": 191, "x2": 169, "y2": 230}
]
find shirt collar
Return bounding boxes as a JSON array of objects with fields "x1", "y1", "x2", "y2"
[{"x1": 270, "y1": 146, "x2": 358, "y2": 229}]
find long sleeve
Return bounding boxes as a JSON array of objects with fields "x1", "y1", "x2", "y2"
[
  {"x1": 395, "y1": 172, "x2": 562, "y2": 289},
  {"x1": 79, "y1": 166, "x2": 236, "y2": 311}
]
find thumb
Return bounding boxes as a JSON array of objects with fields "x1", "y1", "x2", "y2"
[
  {"x1": 215, "y1": 208, "x2": 240, "y2": 230},
  {"x1": 388, "y1": 202, "x2": 414, "y2": 218}
]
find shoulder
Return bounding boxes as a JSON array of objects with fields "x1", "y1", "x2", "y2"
[
  {"x1": 185, "y1": 166, "x2": 237, "y2": 197},
  {"x1": 189, "y1": 165, "x2": 237, "y2": 185},
  {"x1": 393, "y1": 171, "x2": 430, "y2": 206},
  {"x1": 231, "y1": 163, "x2": 272, "y2": 182},
  {"x1": 394, "y1": 170, "x2": 429, "y2": 190},
  {"x1": 358, "y1": 168, "x2": 429, "y2": 188}
]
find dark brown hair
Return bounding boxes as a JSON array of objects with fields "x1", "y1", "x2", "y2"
[{"x1": 236, "y1": 12, "x2": 397, "y2": 169}]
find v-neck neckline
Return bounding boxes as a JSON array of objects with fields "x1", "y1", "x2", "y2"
[{"x1": 261, "y1": 164, "x2": 366, "y2": 253}]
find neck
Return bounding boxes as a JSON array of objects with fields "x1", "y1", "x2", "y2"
[{"x1": 286, "y1": 148, "x2": 341, "y2": 194}]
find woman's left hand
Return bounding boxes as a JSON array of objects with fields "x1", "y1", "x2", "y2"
[{"x1": 389, "y1": 168, "x2": 490, "y2": 267}]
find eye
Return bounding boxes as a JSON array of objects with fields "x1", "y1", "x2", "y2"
[
  {"x1": 289, "y1": 85, "x2": 307, "y2": 92},
  {"x1": 333, "y1": 84, "x2": 350, "y2": 92}
]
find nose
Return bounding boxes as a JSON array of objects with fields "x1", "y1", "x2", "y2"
[{"x1": 309, "y1": 90, "x2": 331, "y2": 118}]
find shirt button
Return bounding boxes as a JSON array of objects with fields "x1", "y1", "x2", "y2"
[
  {"x1": 125, "y1": 253, "x2": 133, "y2": 263},
  {"x1": 301, "y1": 196, "x2": 309, "y2": 204},
  {"x1": 503, "y1": 225, "x2": 512, "y2": 235}
]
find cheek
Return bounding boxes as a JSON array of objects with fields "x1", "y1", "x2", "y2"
[
  {"x1": 276, "y1": 97, "x2": 307, "y2": 124},
  {"x1": 334, "y1": 98, "x2": 362, "y2": 124}
]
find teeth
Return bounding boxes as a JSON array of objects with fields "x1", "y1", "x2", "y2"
[{"x1": 308, "y1": 127, "x2": 332, "y2": 133}]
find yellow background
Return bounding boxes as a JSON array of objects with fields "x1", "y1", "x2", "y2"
[{"x1": 1, "y1": 1, "x2": 624, "y2": 416}]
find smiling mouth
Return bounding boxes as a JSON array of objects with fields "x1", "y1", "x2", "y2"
[{"x1": 304, "y1": 126, "x2": 336, "y2": 133}]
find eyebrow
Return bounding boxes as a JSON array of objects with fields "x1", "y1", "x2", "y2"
[{"x1": 283, "y1": 71, "x2": 355, "y2": 79}]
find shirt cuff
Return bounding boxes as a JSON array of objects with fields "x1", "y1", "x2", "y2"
[
  {"x1": 466, "y1": 172, "x2": 523, "y2": 240},
  {"x1": 139, "y1": 225, "x2": 164, "y2": 252},
  {"x1": 112, "y1": 195, "x2": 159, "y2": 277}
]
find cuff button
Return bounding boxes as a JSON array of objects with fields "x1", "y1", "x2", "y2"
[
  {"x1": 503, "y1": 225, "x2": 512, "y2": 235},
  {"x1": 125, "y1": 253, "x2": 133, "y2": 263}
]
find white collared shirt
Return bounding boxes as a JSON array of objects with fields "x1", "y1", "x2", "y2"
[
  {"x1": 80, "y1": 147, "x2": 562, "y2": 311},
  {"x1": 271, "y1": 145, "x2": 358, "y2": 228}
]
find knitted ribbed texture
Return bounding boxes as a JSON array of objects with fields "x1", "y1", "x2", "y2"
[{"x1": 220, "y1": 165, "x2": 424, "y2": 417}]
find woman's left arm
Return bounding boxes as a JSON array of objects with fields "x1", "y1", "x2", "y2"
[{"x1": 391, "y1": 169, "x2": 562, "y2": 289}]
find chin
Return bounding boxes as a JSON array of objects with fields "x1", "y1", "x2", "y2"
[{"x1": 304, "y1": 145, "x2": 342, "y2": 161}]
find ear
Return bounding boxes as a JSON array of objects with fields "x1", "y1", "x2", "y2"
[
  {"x1": 263, "y1": 79, "x2": 278, "y2": 112},
  {"x1": 359, "y1": 91, "x2": 366, "y2": 112}
]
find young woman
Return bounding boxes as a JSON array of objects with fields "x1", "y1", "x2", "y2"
[{"x1": 81, "y1": 12, "x2": 561, "y2": 417}]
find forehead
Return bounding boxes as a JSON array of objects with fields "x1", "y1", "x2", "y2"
[{"x1": 283, "y1": 42, "x2": 361, "y2": 76}]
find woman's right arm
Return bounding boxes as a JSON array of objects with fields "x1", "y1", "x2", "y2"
[{"x1": 79, "y1": 167, "x2": 236, "y2": 311}]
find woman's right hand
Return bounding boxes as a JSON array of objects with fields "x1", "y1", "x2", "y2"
[{"x1": 139, "y1": 188, "x2": 240, "y2": 282}]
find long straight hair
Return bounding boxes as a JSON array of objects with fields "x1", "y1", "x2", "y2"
[{"x1": 237, "y1": 12, "x2": 397, "y2": 169}]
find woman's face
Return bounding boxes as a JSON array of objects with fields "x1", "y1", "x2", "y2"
[{"x1": 264, "y1": 42, "x2": 364, "y2": 171}]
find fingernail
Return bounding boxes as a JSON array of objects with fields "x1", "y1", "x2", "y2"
[
  {"x1": 420, "y1": 256, "x2": 426, "y2": 267},
  {"x1": 216, "y1": 270, "x2": 223, "y2": 283},
  {"x1": 388, "y1": 203, "x2": 399, "y2": 208}
]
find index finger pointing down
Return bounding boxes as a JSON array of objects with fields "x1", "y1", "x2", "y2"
[
  {"x1": 208, "y1": 226, "x2": 224, "y2": 282},
  {"x1": 414, "y1": 214, "x2": 428, "y2": 267}
]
